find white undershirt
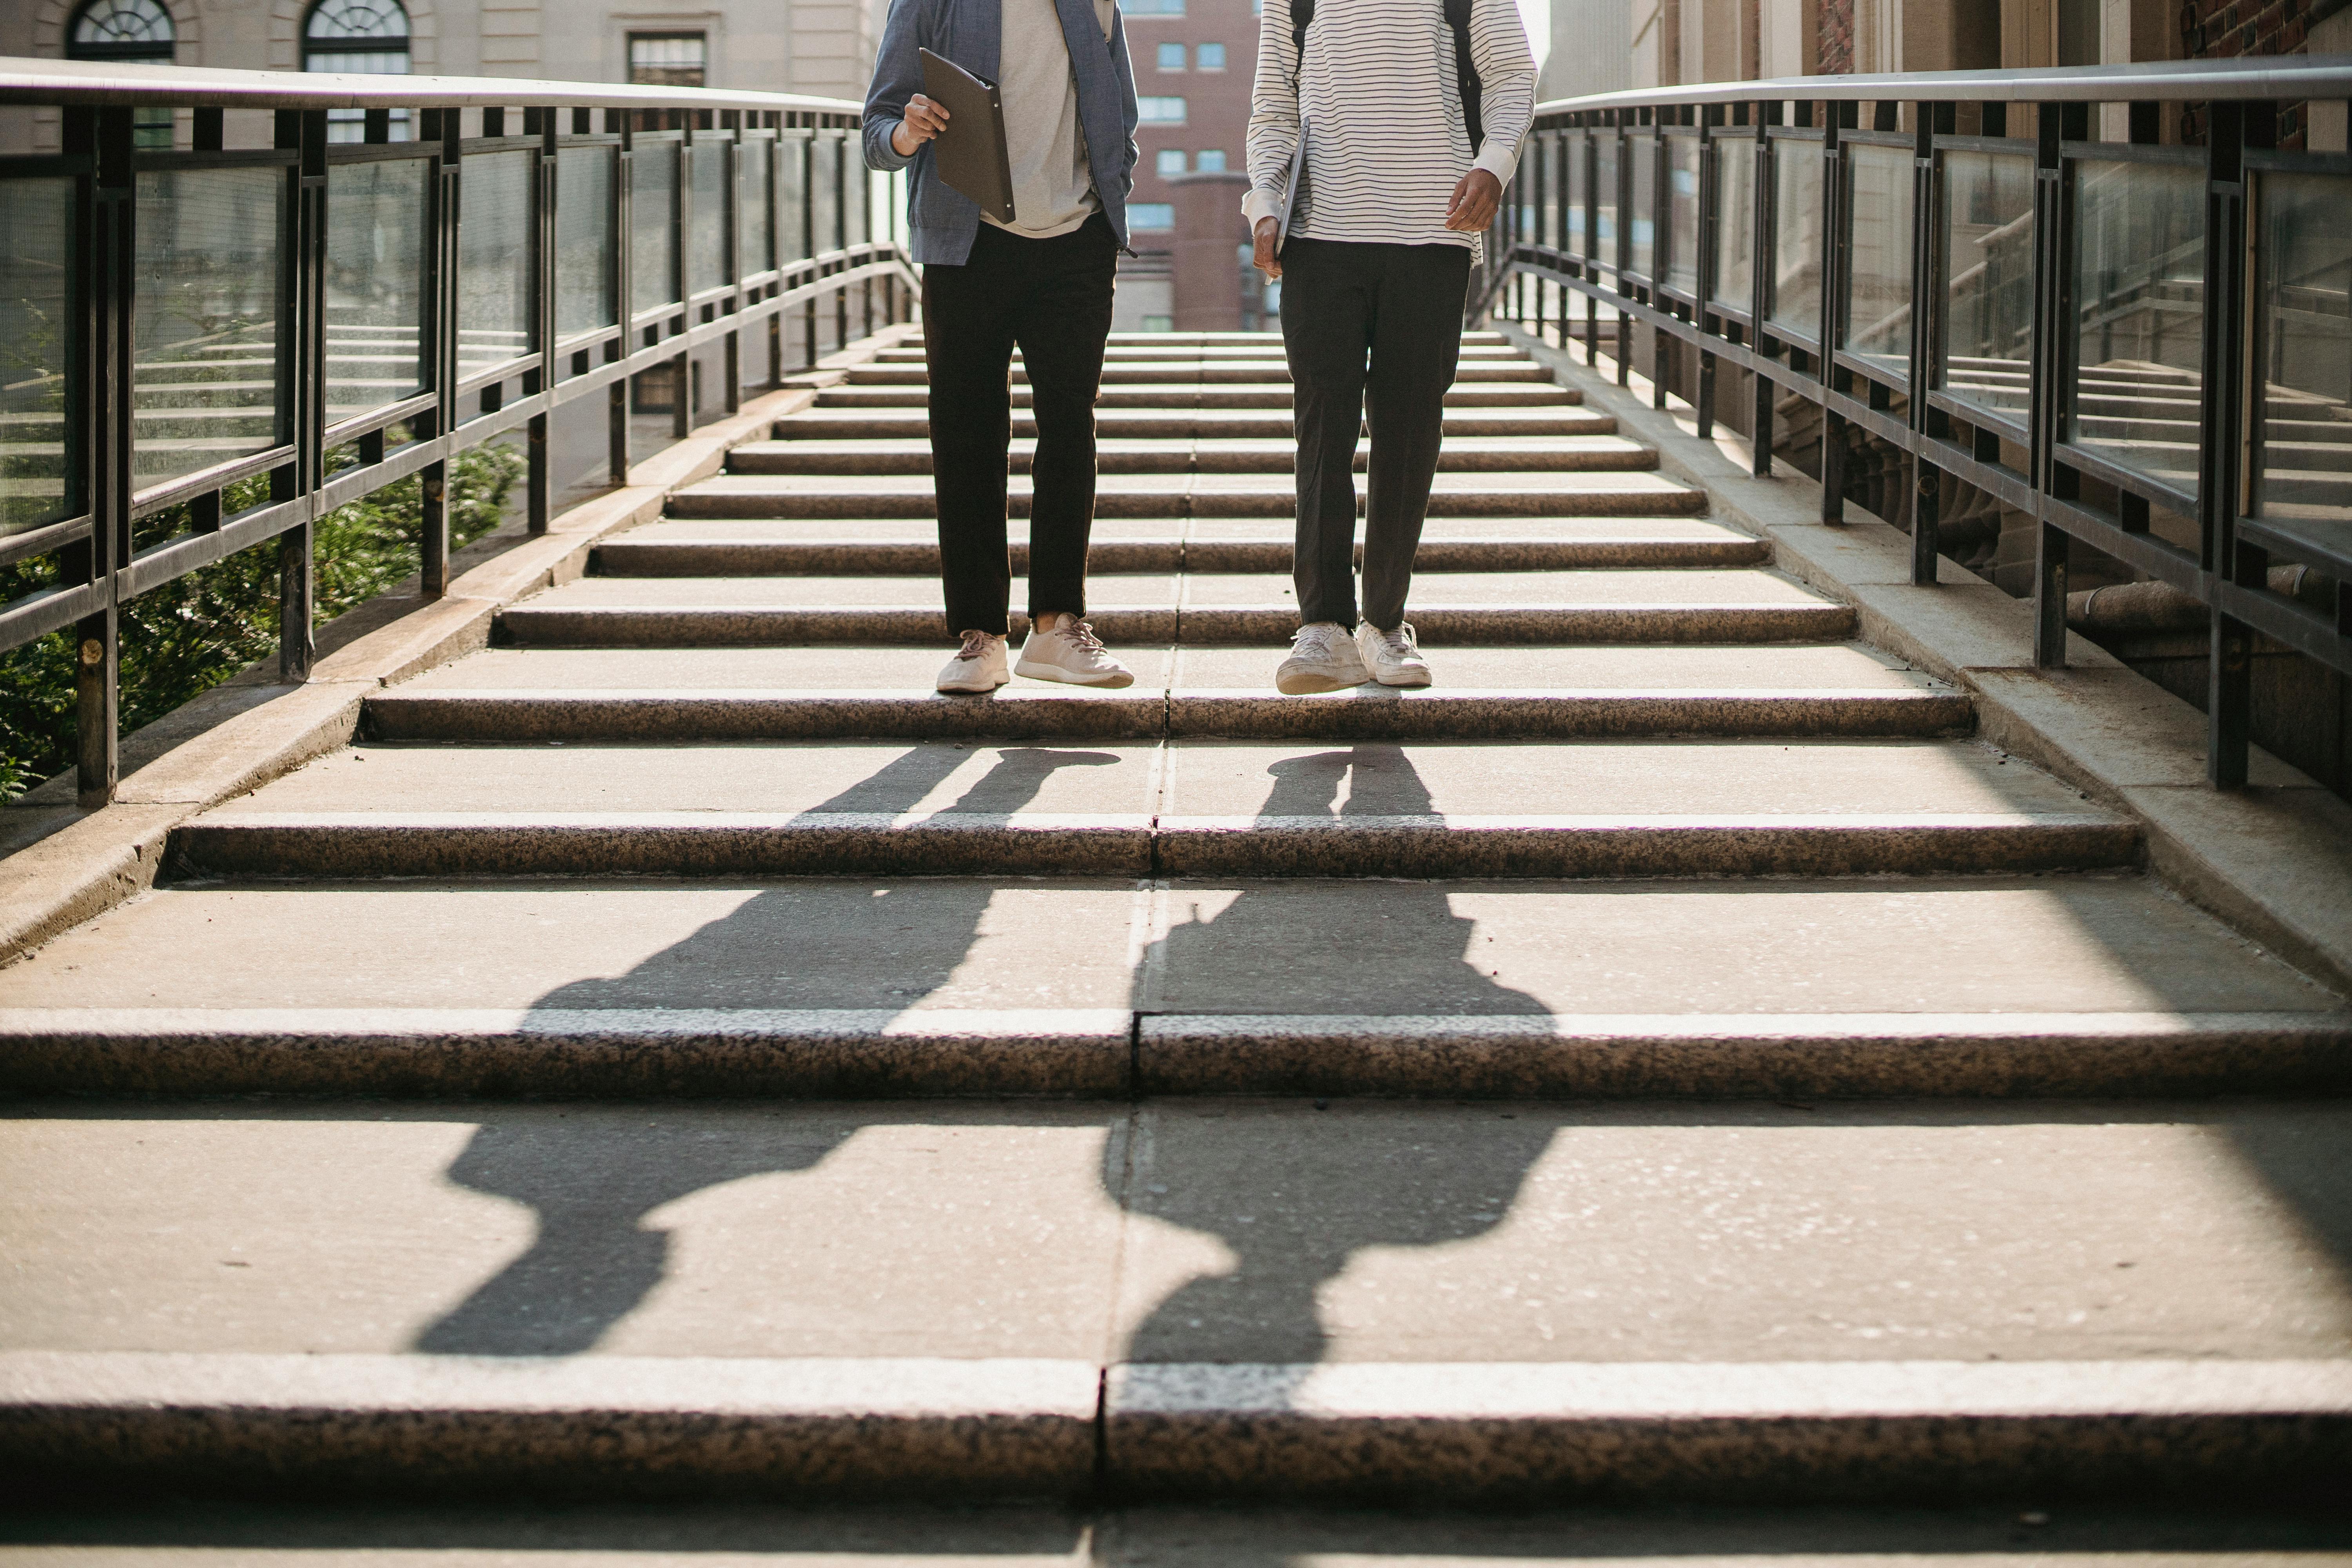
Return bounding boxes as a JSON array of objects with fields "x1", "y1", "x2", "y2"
[{"x1": 984, "y1": 0, "x2": 1114, "y2": 239}]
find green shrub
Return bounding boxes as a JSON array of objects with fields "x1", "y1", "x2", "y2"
[{"x1": 0, "y1": 441, "x2": 524, "y2": 802}]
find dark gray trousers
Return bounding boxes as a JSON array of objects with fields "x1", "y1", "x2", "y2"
[{"x1": 1279, "y1": 238, "x2": 1471, "y2": 630}]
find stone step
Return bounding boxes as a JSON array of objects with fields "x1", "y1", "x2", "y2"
[
  {"x1": 5, "y1": 877, "x2": 2342, "y2": 1096},
  {"x1": 496, "y1": 570, "x2": 1850, "y2": 647},
  {"x1": 367, "y1": 643, "x2": 1971, "y2": 743},
  {"x1": 843, "y1": 361, "x2": 1553, "y2": 387},
  {"x1": 592, "y1": 518, "x2": 1767, "y2": 577},
  {"x1": 815, "y1": 384, "x2": 1579, "y2": 410},
  {"x1": 771, "y1": 407, "x2": 1617, "y2": 441},
  {"x1": 725, "y1": 435, "x2": 1659, "y2": 476},
  {"x1": 171, "y1": 737, "x2": 2137, "y2": 882},
  {"x1": 872, "y1": 342, "x2": 1530, "y2": 363},
  {"x1": 666, "y1": 472, "x2": 1707, "y2": 521}
]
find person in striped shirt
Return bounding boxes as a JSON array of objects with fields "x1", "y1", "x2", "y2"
[{"x1": 1243, "y1": 0, "x2": 1536, "y2": 694}]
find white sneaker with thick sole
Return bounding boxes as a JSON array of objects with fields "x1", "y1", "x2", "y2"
[
  {"x1": 1275, "y1": 621, "x2": 1372, "y2": 694},
  {"x1": 1355, "y1": 620, "x2": 1432, "y2": 687},
  {"x1": 936, "y1": 629, "x2": 1009, "y2": 693},
  {"x1": 1014, "y1": 615, "x2": 1134, "y2": 688}
]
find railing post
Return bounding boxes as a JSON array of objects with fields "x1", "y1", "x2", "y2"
[
  {"x1": 2203, "y1": 99, "x2": 2255, "y2": 786},
  {"x1": 1651, "y1": 123, "x2": 1670, "y2": 409},
  {"x1": 69, "y1": 105, "x2": 131, "y2": 809},
  {"x1": 1613, "y1": 112, "x2": 1631, "y2": 386},
  {"x1": 612, "y1": 108, "x2": 634, "y2": 484},
  {"x1": 1819, "y1": 101, "x2": 1853, "y2": 524},
  {"x1": 673, "y1": 120, "x2": 694, "y2": 439},
  {"x1": 723, "y1": 117, "x2": 743, "y2": 416},
  {"x1": 1695, "y1": 106, "x2": 1721, "y2": 439},
  {"x1": 1750, "y1": 99, "x2": 1777, "y2": 479},
  {"x1": 527, "y1": 105, "x2": 557, "y2": 535},
  {"x1": 1911, "y1": 101, "x2": 1953, "y2": 586},
  {"x1": 279, "y1": 107, "x2": 327, "y2": 677},
  {"x1": 422, "y1": 106, "x2": 461, "y2": 597},
  {"x1": 2028, "y1": 100, "x2": 2080, "y2": 667}
]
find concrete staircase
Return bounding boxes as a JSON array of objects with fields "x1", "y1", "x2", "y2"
[{"x1": 5, "y1": 327, "x2": 2351, "y2": 1514}]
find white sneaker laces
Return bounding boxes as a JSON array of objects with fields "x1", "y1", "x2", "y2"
[
  {"x1": 1370, "y1": 622, "x2": 1419, "y2": 657},
  {"x1": 1291, "y1": 624, "x2": 1337, "y2": 657},
  {"x1": 955, "y1": 629, "x2": 998, "y2": 660},
  {"x1": 1052, "y1": 618, "x2": 1107, "y2": 654}
]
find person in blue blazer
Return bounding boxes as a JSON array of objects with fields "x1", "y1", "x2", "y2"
[{"x1": 865, "y1": 0, "x2": 1142, "y2": 693}]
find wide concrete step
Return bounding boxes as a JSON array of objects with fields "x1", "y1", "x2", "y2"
[
  {"x1": 843, "y1": 361, "x2": 1553, "y2": 386},
  {"x1": 771, "y1": 407, "x2": 1619, "y2": 441},
  {"x1": 367, "y1": 643, "x2": 1973, "y2": 742},
  {"x1": 873, "y1": 341, "x2": 1530, "y2": 363},
  {"x1": 726, "y1": 435, "x2": 1657, "y2": 476},
  {"x1": 593, "y1": 517, "x2": 1767, "y2": 577},
  {"x1": 5, "y1": 875, "x2": 2343, "y2": 1096},
  {"x1": 172, "y1": 737, "x2": 2137, "y2": 882},
  {"x1": 816, "y1": 385, "x2": 1579, "y2": 410},
  {"x1": 666, "y1": 472, "x2": 1706, "y2": 521},
  {"x1": 497, "y1": 570, "x2": 1850, "y2": 647}
]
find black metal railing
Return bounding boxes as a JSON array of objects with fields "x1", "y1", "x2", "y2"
[
  {"x1": 0, "y1": 59, "x2": 914, "y2": 806},
  {"x1": 1477, "y1": 58, "x2": 2352, "y2": 788}
]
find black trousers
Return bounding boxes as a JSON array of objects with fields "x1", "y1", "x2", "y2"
[
  {"x1": 1279, "y1": 238, "x2": 1472, "y2": 630},
  {"x1": 922, "y1": 214, "x2": 1117, "y2": 636}
]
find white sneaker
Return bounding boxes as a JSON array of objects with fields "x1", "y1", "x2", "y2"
[
  {"x1": 1355, "y1": 620, "x2": 1432, "y2": 687},
  {"x1": 1275, "y1": 621, "x2": 1371, "y2": 694},
  {"x1": 1015, "y1": 614, "x2": 1134, "y2": 688},
  {"x1": 936, "y1": 629, "x2": 1009, "y2": 693}
]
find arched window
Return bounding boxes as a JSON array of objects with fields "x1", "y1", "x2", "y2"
[
  {"x1": 303, "y1": 0, "x2": 410, "y2": 143},
  {"x1": 67, "y1": 0, "x2": 177, "y2": 148}
]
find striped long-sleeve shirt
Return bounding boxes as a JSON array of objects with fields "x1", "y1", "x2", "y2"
[{"x1": 1240, "y1": 0, "x2": 1536, "y2": 253}]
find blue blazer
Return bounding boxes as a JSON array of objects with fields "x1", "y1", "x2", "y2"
[{"x1": 862, "y1": 0, "x2": 1140, "y2": 263}]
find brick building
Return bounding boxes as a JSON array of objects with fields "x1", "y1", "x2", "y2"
[{"x1": 1112, "y1": 0, "x2": 1265, "y2": 330}]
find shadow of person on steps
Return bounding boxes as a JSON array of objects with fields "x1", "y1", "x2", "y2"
[
  {"x1": 1117, "y1": 742, "x2": 1557, "y2": 1399},
  {"x1": 414, "y1": 743, "x2": 1122, "y2": 1356}
]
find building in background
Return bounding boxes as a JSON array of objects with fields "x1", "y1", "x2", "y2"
[
  {"x1": 2, "y1": 0, "x2": 889, "y2": 152},
  {"x1": 1114, "y1": 0, "x2": 1261, "y2": 330}
]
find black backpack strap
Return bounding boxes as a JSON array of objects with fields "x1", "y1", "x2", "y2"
[
  {"x1": 1444, "y1": 0, "x2": 1484, "y2": 153},
  {"x1": 1290, "y1": 0, "x2": 1312, "y2": 85}
]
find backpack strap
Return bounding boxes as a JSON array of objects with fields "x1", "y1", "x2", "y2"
[
  {"x1": 1290, "y1": 0, "x2": 1312, "y2": 86},
  {"x1": 1444, "y1": 0, "x2": 1485, "y2": 154}
]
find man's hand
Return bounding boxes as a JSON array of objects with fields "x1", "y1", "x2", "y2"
[
  {"x1": 1252, "y1": 216, "x2": 1283, "y2": 281},
  {"x1": 1445, "y1": 168, "x2": 1503, "y2": 232},
  {"x1": 890, "y1": 94, "x2": 950, "y2": 158}
]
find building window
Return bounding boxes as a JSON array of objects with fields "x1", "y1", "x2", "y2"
[
  {"x1": 68, "y1": 0, "x2": 176, "y2": 147},
  {"x1": 1129, "y1": 202, "x2": 1176, "y2": 230},
  {"x1": 629, "y1": 32, "x2": 709, "y2": 87},
  {"x1": 1196, "y1": 42, "x2": 1227, "y2": 69},
  {"x1": 1156, "y1": 42, "x2": 1186, "y2": 70},
  {"x1": 304, "y1": 0, "x2": 410, "y2": 143},
  {"x1": 1136, "y1": 97, "x2": 1187, "y2": 126},
  {"x1": 1156, "y1": 149, "x2": 1187, "y2": 178},
  {"x1": 1124, "y1": 0, "x2": 1186, "y2": 13},
  {"x1": 1195, "y1": 148, "x2": 1227, "y2": 172},
  {"x1": 1141, "y1": 314, "x2": 1174, "y2": 332}
]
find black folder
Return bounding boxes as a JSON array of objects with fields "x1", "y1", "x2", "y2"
[{"x1": 919, "y1": 48, "x2": 1017, "y2": 225}]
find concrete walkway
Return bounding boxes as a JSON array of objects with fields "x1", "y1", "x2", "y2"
[{"x1": 2, "y1": 328, "x2": 2348, "y2": 1513}]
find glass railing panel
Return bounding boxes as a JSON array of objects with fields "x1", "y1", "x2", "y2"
[
  {"x1": 779, "y1": 134, "x2": 811, "y2": 263},
  {"x1": 556, "y1": 144, "x2": 617, "y2": 339},
  {"x1": 1628, "y1": 137, "x2": 1655, "y2": 280},
  {"x1": 632, "y1": 137, "x2": 682, "y2": 312},
  {"x1": 1840, "y1": 142, "x2": 1914, "y2": 378},
  {"x1": 739, "y1": 134, "x2": 775, "y2": 277},
  {"x1": 457, "y1": 149, "x2": 533, "y2": 381},
  {"x1": 323, "y1": 158, "x2": 426, "y2": 426},
  {"x1": 689, "y1": 138, "x2": 729, "y2": 295},
  {"x1": 132, "y1": 166, "x2": 283, "y2": 494},
  {"x1": 2070, "y1": 156, "x2": 2204, "y2": 500},
  {"x1": 0, "y1": 177, "x2": 74, "y2": 536},
  {"x1": 811, "y1": 132, "x2": 841, "y2": 256},
  {"x1": 1939, "y1": 147, "x2": 2034, "y2": 427},
  {"x1": 1563, "y1": 129, "x2": 1586, "y2": 261},
  {"x1": 1537, "y1": 132, "x2": 1557, "y2": 250},
  {"x1": 1711, "y1": 138, "x2": 1752, "y2": 312},
  {"x1": 1767, "y1": 138, "x2": 1823, "y2": 341},
  {"x1": 1593, "y1": 131, "x2": 1617, "y2": 274},
  {"x1": 2254, "y1": 169, "x2": 2352, "y2": 536},
  {"x1": 1665, "y1": 136, "x2": 1699, "y2": 295}
]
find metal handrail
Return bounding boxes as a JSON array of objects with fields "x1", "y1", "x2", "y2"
[
  {"x1": 0, "y1": 57, "x2": 864, "y2": 115},
  {"x1": 0, "y1": 63, "x2": 916, "y2": 806},
  {"x1": 1477, "y1": 60, "x2": 2352, "y2": 790}
]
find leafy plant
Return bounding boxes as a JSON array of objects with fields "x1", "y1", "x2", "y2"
[{"x1": 0, "y1": 440, "x2": 523, "y2": 802}]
